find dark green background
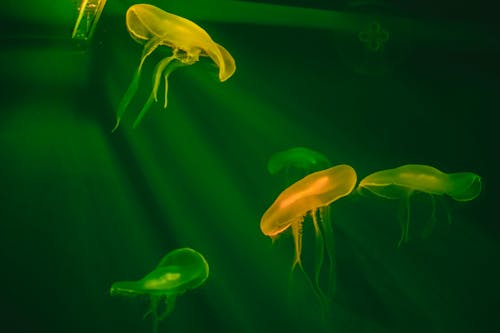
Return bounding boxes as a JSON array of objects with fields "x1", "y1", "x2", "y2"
[{"x1": 1, "y1": 1, "x2": 497, "y2": 332}]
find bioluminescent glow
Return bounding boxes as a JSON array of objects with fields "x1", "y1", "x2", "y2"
[
  {"x1": 358, "y1": 164, "x2": 482, "y2": 245},
  {"x1": 267, "y1": 147, "x2": 331, "y2": 176},
  {"x1": 113, "y1": 4, "x2": 236, "y2": 131},
  {"x1": 110, "y1": 248, "x2": 209, "y2": 333},
  {"x1": 261, "y1": 164, "x2": 357, "y2": 305}
]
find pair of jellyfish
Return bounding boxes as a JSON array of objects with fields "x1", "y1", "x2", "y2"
[
  {"x1": 110, "y1": 248, "x2": 209, "y2": 333},
  {"x1": 261, "y1": 148, "x2": 482, "y2": 305},
  {"x1": 113, "y1": 4, "x2": 236, "y2": 131}
]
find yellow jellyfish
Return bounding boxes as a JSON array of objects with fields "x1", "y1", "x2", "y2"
[
  {"x1": 113, "y1": 4, "x2": 236, "y2": 131},
  {"x1": 261, "y1": 164, "x2": 357, "y2": 302},
  {"x1": 110, "y1": 248, "x2": 209, "y2": 333},
  {"x1": 358, "y1": 164, "x2": 482, "y2": 245}
]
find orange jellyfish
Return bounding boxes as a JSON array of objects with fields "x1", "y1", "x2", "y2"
[{"x1": 261, "y1": 164, "x2": 357, "y2": 301}]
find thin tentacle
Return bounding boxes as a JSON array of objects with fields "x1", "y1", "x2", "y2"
[
  {"x1": 113, "y1": 69, "x2": 141, "y2": 132},
  {"x1": 398, "y1": 192, "x2": 412, "y2": 246},
  {"x1": 311, "y1": 209, "x2": 325, "y2": 295},
  {"x1": 319, "y1": 206, "x2": 336, "y2": 297}
]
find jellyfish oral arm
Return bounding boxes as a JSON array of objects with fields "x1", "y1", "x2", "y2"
[{"x1": 291, "y1": 218, "x2": 304, "y2": 269}]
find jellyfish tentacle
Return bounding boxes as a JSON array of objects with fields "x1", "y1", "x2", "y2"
[
  {"x1": 158, "y1": 295, "x2": 176, "y2": 321},
  {"x1": 151, "y1": 55, "x2": 176, "y2": 102},
  {"x1": 138, "y1": 37, "x2": 164, "y2": 74},
  {"x1": 132, "y1": 92, "x2": 155, "y2": 128},
  {"x1": 311, "y1": 209, "x2": 325, "y2": 294},
  {"x1": 162, "y1": 60, "x2": 188, "y2": 109},
  {"x1": 129, "y1": 54, "x2": 176, "y2": 128},
  {"x1": 113, "y1": 38, "x2": 166, "y2": 131},
  {"x1": 422, "y1": 194, "x2": 438, "y2": 238},
  {"x1": 319, "y1": 206, "x2": 336, "y2": 297},
  {"x1": 113, "y1": 69, "x2": 141, "y2": 132},
  {"x1": 398, "y1": 192, "x2": 412, "y2": 246},
  {"x1": 291, "y1": 218, "x2": 304, "y2": 270}
]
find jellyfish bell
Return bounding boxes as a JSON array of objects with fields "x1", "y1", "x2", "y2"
[
  {"x1": 113, "y1": 4, "x2": 236, "y2": 131},
  {"x1": 267, "y1": 147, "x2": 331, "y2": 177},
  {"x1": 358, "y1": 164, "x2": 449, "y2": 199}
]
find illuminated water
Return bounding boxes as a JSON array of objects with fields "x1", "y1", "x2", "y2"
[{"x1": 0, "y1": 1, "x2": 497, "y2": 332}]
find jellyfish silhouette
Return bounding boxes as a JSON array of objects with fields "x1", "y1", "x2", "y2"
[
  {"x1": 358, "y1": 164, "x2": 482, "y2": 245},
  {"x1": 113, "y1": 4, "x2": 236, "y2": 130},
  {"x1": 261, "y1": 164, "x2": 357, "y2": 306},
  {"x1": 267, "y1": 147, "x2": 331, "y2": 183},
  {"x1": 334, "y1": 0, "x2": 412, "y2": 75},
  {"x1": 110, "y1": 248, "x2": 209, "y2": 333}
]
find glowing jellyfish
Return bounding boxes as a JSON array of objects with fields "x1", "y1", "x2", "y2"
[
  {"x1": 267, "y1": 147, "x2": 331, "y2": 180},
  {"x1": 261, "y1": 164, "x2": 357, "y2": 301},
  {"x1": 358, "y1": 164, "x2": 482, "y2": 245},
  {"x1": 110, "y1": 248, "x2": 209, "y2": 333},
  {"x1": 113, "y1": 4, "x2": 236, "y2": 131}
]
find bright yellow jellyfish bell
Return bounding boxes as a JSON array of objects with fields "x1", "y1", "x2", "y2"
[{"x1": 113, "y1": 4, "x2": 236, "y2": 131}]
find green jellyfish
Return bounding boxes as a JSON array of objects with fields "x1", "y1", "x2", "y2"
[
  {"x1": 358, "y1": 164, "x2": 482, "y2": 245},
  {"x1": 261, "y1": 164, "x2": 357, "y2": 303},
  {"x1": 358, "y1": 22, "x2": 389, "y2": 52},
  {"x1": 113, "y1": 4, "x2": 236, "y2": 131},
  {"x1": 267, "y1": 147, "x2": 331, "y2": 182},
  {"x1": 110, "y1": 248, "x2": 209, "y2": 333}
]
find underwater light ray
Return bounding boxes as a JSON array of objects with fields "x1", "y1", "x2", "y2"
[
  {"x1": 180, "y1": 69, "x2": 318, "y2": 148},
  {"x1": 145, "y1": 96, "x2": 323, "y2": 329},
  {"x1": 116, "y1": 119, "x2": 269, "y2": 332}
]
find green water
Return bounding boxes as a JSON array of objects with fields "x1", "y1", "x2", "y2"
[{"x1": 0, "y1": 1, "x2": 497, "y2": 332}]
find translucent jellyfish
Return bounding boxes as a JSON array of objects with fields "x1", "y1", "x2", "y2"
[
  {"x1": 358, "y1": 22, "x2": 389, "y2": 52},
  {"x1": 267, "y1": 147, "x2": 331, "y2": 181},
  {"x1": 113, "y1": 4, "x2": 236, "y2": 131},
  {"x1": 358, "y1": 164, "x2": 482, "y2": 245},
  {"x1": 261, "y1": 164, "x2": 357, "y2": 301},
  {"x1": 110, "y1": 248, "x2": 209, "y2": 333}
]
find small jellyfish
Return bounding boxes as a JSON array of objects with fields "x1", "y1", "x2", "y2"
[
  {"x1": 110, "y1": 248, "x2": 209, "y2": 333},
  {"x1": 113, "y1": 4, "x2": 236, "y2": 131},
  {"x1": 358, "y1": 22, "x2": 389, "y2": 52},
  {"x1": 267, "y1": 147, "x2": 331, "y2": 181},
  {"x1": 261, "y1": 164, "x2": 357, "y2": 302},
  {"x1": 358, "y1": 164, "x2": 482, "y2": 245}
]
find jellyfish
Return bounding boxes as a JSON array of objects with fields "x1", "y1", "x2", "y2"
[
  {"x1": 110, "y1": 248, "x2": 209, "y2": 333},
  {"x1": 358, "y1": 22, "x2": 389, "y2": 52},
  {"x1": 267, "y1": 147, "x2": 331, "y2": 182},
  {"x1": 267, "y1": 148, "x2": 334, "y2": 296},
  {"x1": 358, "y1": 164, "x2": 482, "y2": 245},
  {"x1": 113, "y1": 4, "x2": 236, "y2": 131},
  {"x1": 261, "y1": 164, "x2": 357, "y2": 303}
]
